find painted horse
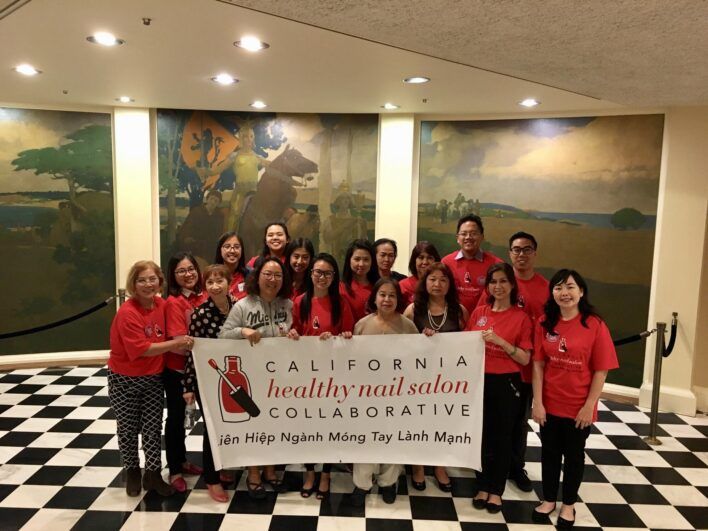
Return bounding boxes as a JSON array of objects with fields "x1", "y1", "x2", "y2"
[{"x1": 238, "y1": 145, "x2": 318, "y2": 258}]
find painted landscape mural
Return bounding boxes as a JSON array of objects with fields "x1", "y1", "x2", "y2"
[
  {"x1": 418, "y1": 115, "x2": 664, "y2": 387},
  {"x1": 157, "y1": 110, "x2": 378, "y2": 267},
  {"x1": 0, "y1": 108, "x2": 115, "y2": 354}
]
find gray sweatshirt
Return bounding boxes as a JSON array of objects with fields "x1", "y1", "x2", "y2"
[{"x1": 218, "y1": 294, "x2": 293, "y2": 340}]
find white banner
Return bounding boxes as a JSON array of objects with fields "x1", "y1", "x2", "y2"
[{"x1": 192, "y1": 331, "x2": 485, "y2": 470}]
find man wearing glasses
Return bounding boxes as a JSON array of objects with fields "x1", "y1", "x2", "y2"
[
  {"x1": 507, "y1": 231, "x2": 549, "y2": 492},
  {"x1": 441, "y1": 214, "x2": 502, "y2": 313}
]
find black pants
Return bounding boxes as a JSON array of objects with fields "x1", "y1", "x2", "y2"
[
  {"x1": 305, "y1": 464, "x2": 332, "y2": 473},
  {"x1": 195, "y1": 393, "x2": 220, "y2": 485},
  {"x1": 510, "y1": 381, "x2": 532, "y2": 475},
  {"x1": 163, "y1": 368, "x2": 187, "y2": 475},
  {"x1": 540, "y1": 413, "x2": 590, "y2": 505},
  {"x1": 476, "y1": 372, "x2": 521, "y2": 496}
]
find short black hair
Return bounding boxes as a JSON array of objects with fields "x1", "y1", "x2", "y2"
[
  {"x1": 365, "y1": 278, "x2": 406, "y2": 314},
  {"x1": 508, "y1": 231, "x2": 538, "y2": 250},
  {"x1": 456, "y1": 214, "x2": 484, "y2": 234},
  {"x1": 245, "y1": 257, "x2": 292, "y2": 299}
]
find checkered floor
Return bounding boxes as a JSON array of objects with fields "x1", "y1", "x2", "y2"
[{"x1": 0, "y1": 366, "x2": 706, "y2": 530}]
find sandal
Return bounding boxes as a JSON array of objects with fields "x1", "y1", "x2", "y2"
[
  {"x1": 301, "y1": 484, "x2": 316, "y2": 498},
  {"x1": 316, "y1": 487, "x2": 330, "y2": 500},
  {"x1": 246, "y1": 479, "x2": 267, "y2": 500},
  {"x1": 262, "y1": 473, "x2": 288, "y2": 493}
]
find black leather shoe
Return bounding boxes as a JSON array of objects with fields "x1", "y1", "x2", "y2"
[
  {"x1": 381, "y1": 484, "x2": 397, "y2": 504},
  {"x1": 486, "y1": 501, "x2": 502, "y2": 514},
  {"x1": 511, "y1": 469, "x2": 533, "y2": 492},
  {"x1": 125, "y1": 467, "x2": 141, "y2": 497},
  {"x1": 532, "y1": 502, "x2": 557, "y2": 523},
  {"x1": 350, "y1": 487, "x2": 368, "y2": 507},
  {"x1": 472, "y1": 496, "x2": 487, "y2": 510},
  {"x1": 556, "y1": 508, "x2": 576, "y2": 529},
  {"x1": 411, "y1": 478, "x2": 426, "y2": 491}
]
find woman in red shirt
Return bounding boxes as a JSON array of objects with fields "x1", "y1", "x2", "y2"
[
  {"x1": 532, "y1": 270, "x2": 618, "y2": 528},
  {"x1": 467, "y1": 262, "x2": 532, "y2": 513},
  {"x1": 285, "y1": 238, "x2": 315, "y2": 300},
  {"x1": 246, "y1": 222, "x2": 290, "y2": 268},
  {"x1": 339, "y1": 239, "x2": 379, "y2": 322},
  {"x1": 293, "y1": 252, "x2": 354, "y2": 499},
  {"x1": 214, "y1": 232, "x2": 248, "y2": 300},
  {"x1": 163, "y1": 252, "x2": 205, "y2": 492},
  {"x1": 108, "y1": 260, "x2": 193, "y2": 497},
  {"x1": 398, "y1": 241, "x2": 441, "y2": 305}
]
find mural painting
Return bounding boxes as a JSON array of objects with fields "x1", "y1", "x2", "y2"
[
  {"x1": 157, "y1": 110, "x2": 378, "y2": 266},
  {"x1": 418, "y1": 115, "x2": 664, "y2": 387},
  {"x1": 0, "y1": 107, "x2": 115, "y2": 354}
]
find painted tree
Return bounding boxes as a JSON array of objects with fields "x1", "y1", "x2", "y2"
[
  {"x1": 12, "y1": 124, "x2": 112, "y2": 210},
  {"x1": 611, "y1": 207, "x2": 646, "y2": 230},
  {"x1": 158, "y1": 110, "x2": 190, "y2": 244}
]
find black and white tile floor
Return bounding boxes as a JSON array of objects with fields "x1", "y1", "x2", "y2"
[{"x1": 0, "y1": 366, "x2": 706, "y2": 530}]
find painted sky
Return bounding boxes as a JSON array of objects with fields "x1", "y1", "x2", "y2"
[
  {"x1": 420, "y1": 115, "x2": 664, "y2": 214},
  {"x1": 0, "y1": 108, "x2": 110, "y2": 193}
]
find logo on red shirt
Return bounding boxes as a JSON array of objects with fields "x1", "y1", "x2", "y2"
[
  {"x1": 476, "y1": 316, "x2": 488, "y2": 327},
  {"x1": 313, "y1": 315, "x2": 320, "y2": 329},
  {"x1": 558, "y1": 337, "x2": 567, "y2": 353},
  {"x1": 517, "y1": 295, "x2": 525, "y2": 308},
  {"x1": 546, "y1": 332, "x2": 559, "y2": 343},
  {"x1": 144, "y1": 323, "x2": 163, "y2": 338},
  {"x1": 477, "y1": 275, "x2": 485, "y2": 286},
  {"x1": 464, "y1": 272, "x2": 471, "y2": 284}
]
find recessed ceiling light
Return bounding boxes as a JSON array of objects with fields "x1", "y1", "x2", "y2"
[
  {"x1": 87, "y1": 31, "x2": 125, "y2": 46},
  {"x1": 250, "y1": 100, "x2": 267, "y2": 109},
  {"x1": 211, "y1": 73, "x2": 238, "y2": 85},
  {"x1": 115, "y1": 96, "x2": 134, "y2": 103},
  {"x1": 404, "y1": 76, "x2": 430, "y2": 84},
  {"x1": 234, "y1": 36, "x2": 269, "y2": 52},
  {"x1": 519, "y1": 98, "x2": 540, "y2": 108},
  {"x1": 14, "y1": 63, "x2": 41, "y2": 76},
  {"x1": 381, "y1": 103, "x2": 400, "y2": 110}
]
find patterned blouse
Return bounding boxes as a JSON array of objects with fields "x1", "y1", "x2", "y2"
[{"x1": 182, "y1": 297, "x2": 233, "y2": 394}]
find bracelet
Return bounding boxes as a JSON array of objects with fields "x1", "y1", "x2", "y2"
[{"x1": 509, "y1": 346, "x2": 517, "y2": 358}]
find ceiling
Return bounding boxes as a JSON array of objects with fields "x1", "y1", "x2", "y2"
[{"x1": 0, "y1": 0, "x2": 705, "y2": 115}]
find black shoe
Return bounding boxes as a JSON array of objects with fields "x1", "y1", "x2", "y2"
[
  {"x1": 350, "y1": 487, "x2": 368, "y2": 507},
  {"x1": 486, "y1": 501, "x2": 502, "y2": 514},
  {"x1": 556, "y1": 508, "x2": 576, "y2": 529},
  {"x1": 142, "y1": 470, "x2": 175, "y2": 496},
  {"x1": 472, "y1": 496, "x2": 487, "y2": 510},
  {"x1": 125, "y1": 467, "x2": 141, "y2": 497},
  {"x1": 380, "y1": 484, "x2": 397, "y2": 504},
  {"x1": 532, "y1": 502, "x2": 556, "y2": 523},
  {"x1": 435, "y1": 477, "x2": 452, "y2": 492},
  {"x1": 411, "y1": 478, "x2": 426, "y2": 491},
  {"x1": 511, "y1": 469, "x2": 533, "y2": 492}
]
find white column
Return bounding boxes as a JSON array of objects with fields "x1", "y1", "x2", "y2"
[
  {"x1": 639, "y1": 106, "x2": 708, "y2": 416},
  {"x1": 375, "y1": 114, "x2": 416, "y2": 272},
  {"x1": 113, "y1": 108, "x2": 159, "y2": 290}
]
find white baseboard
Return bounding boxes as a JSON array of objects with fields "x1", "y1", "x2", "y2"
[
  {"x1": 0, "y1": 350, "x2": 109, "y2": 371},
  {"x1": 639, "y1": 382, "x2": 697, "y2": 416},
  {"x1": 602, "y1": 383, "x2": 640, "y2": 401},
  {"x1": 693, "y1": 385, "x2": 708, "y2": 414}
]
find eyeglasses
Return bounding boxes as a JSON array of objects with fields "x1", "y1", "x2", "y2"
[
  {"x1": 221, "y1": 244, "x2": 241, "y2": 251},
  {"x1": 136, "y1": 277, "x2": 159, "y2": 286},
  {"x1": 260, "y1": 271, "x2": 283, "y2": 280},
  {"x1": 457, "y1": 231, "x2": 481, "y2": 238},
  {"x1": 175, "y1": 267, "x2": 197, "y2": 276},
  {"x1": 312, "y1": 269, "x2": 334, "y2": 279},
  {"x1": 510, "y1": 246, "x2": 536, "y2": 256}
]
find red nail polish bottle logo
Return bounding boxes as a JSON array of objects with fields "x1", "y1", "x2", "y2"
[{"x1": 219, "y1": 356, "x2": 252, "y2": 423}]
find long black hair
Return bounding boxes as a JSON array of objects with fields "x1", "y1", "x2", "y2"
[
  {"x1": 485, "y1": 262, "x2": 518, "y2": 306},
  {"x1": 342, "y1": 239, "x2": 379, "y2": 295},
  {"x1": 214, "y1": 232, "x2": 246, "y2": 276},
  {"x1": 542, "y1": 269, "x2": 601, "y2": 334},
  {"x1": 259, "y1": 222, "x2": 290, "y2": 258},
  {"x1": 300, "y1": 253, "x2": 343, "y2": 327},
  {"x1": 166, "y1": 252, "x2": 202, "y2": 297},
  {"x1": 413, "y1": 262, "x2": 461, "y2": 331}
]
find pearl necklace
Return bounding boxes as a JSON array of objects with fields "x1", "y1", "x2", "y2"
[{"x1": 427, "y1": 304, "x2": 448, "y2": 331}]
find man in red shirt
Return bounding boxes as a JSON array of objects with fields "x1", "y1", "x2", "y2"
[
  {"x1": 441, "y1": 214, "x2": 502, "y2": 314},
  {"x1": 508, "y1": 231, "x2": 548, "y2": 492}
]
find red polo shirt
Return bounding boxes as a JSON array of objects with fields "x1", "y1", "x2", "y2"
[
  {"x1": 441, "y1": 250, "x2": 502, "y2": 313},
  {"x1": 165, "y1": 291, "x2": 206, "y2": 372}
]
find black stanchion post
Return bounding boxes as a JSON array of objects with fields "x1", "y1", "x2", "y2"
[
  {"x1": 644, "y1": 322, "x2": 666, "y2": 446},
  {"x1": 118, "y1": 289, "x2": 126, "y2": 306}
]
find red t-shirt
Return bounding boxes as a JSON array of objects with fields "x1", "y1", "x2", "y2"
[
  {"x1": 534, "y1": 314, "x2": 619, "y2": 421},
  {"x1": 399, "y1": 276, "x2": 418, "y2": 305},
  {"x1": 467, "y1": 305, "x2": 533, "y2": 374},
  {"x1": 516, "y1": 273, "x2": 549, "y2": 382},
  {"x1": 290, "y1": 284, "x2": 306, "y2": 302},
  {"x1": 441, "y1": 250, "x2": 502, "y2": 314},
  {"x1": 339, "y1": 280, "x2": 373, "y2": 323},
  {"x1": 108, "y1": 297, "x2": 167, "y2": 377},
  {"x1": 229, "y1": 271, "x2": 248, "y2": 300},
  {"x1": 165, "y1": 291, "x2": 206, "y2": 372},
  {"x1": 293, "y1": 294, "x2": 355, "y2": 336}
]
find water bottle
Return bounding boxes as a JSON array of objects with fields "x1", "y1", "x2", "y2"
[{"x1": 184, "y1": 402, "x2": 198, "y2": 430}]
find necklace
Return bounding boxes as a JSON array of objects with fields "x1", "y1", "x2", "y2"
[{"x1": 427, "y1": 304, "x2": 448, "y2": 331}]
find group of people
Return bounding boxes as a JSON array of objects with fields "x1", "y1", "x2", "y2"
[{"x1": 108, "y1": 214, "x2": 618, "y2": 528}]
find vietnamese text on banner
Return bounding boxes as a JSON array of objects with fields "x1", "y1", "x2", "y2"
[{"x1": 192, "y1": 331, "x2": 485, "y2": 470}]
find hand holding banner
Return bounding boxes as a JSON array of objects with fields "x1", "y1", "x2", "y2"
[{"x1": 192, "y1": 331, "x2": 485, "y2": 470}]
